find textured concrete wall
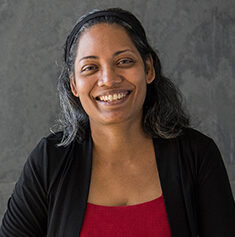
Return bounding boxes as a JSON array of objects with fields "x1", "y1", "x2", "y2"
[{"x1": 0, "y1": 0, "x2": 234, "y2": 221}]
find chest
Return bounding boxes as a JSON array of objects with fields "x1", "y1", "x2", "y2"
[{"x1": 87, "y1": 153, "x2": 162, "y2": 206}]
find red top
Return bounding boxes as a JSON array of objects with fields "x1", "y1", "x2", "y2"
[{"x1": 80, "y1": 194, "x2": 171, "y2": 236}]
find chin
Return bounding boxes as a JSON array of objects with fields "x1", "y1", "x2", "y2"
[{"x1": 95, "y1": 112, "x2": 141, "y2": 127}]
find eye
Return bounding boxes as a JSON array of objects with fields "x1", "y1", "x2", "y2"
[
  {"x1": 81, "y1": 65, "x2": 98, "y2": 73},
  {"x1": 117, "y1": 58, "x2": 135, "y2": 65}
]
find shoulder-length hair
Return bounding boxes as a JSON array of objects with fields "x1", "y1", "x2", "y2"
[{"x1": 55, "y1": 8, "x2": 190, "y2": 147}]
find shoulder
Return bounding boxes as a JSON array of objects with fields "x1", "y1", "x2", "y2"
[
  {"x1": 157, "y1": 127, "x2": 217, "y2": 155},
  {"x1": 28, "y1": 131, "x2": 71, "y2": 165},
  {"x1": 39, "y1": 131, "x2": 70, "y2": 154},
  {"x1": 24, "y1": 131, "x2": 78, "y2": 191},
  {"x1": 180, "y1": 127, "x2": 213, "y2": 142},
  {"x1": 177, "y1": 127, "x2": 223, "y2": 171},
  {"x1": 179, "y1": 127, "x2": 216, "y2": 151},
  {"x1": 37, "y1": 131, "x2": 65, "y2": 150}
]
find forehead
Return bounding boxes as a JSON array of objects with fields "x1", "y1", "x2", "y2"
[{"x1": 76, "y1": 23, "x2": 137, "y2": 58}]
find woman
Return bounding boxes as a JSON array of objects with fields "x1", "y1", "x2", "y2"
[{"x1": 1, "y1": 8, "x2": 235, "y2": 237}]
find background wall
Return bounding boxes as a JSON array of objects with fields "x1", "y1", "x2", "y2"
[{"x1": 0, "y1": 0, "x2": 234, "y2": 221}]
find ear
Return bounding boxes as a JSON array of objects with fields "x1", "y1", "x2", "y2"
[
  {"x1": 70, "y1": 75, "x2": 79, "y2": 97},
  {"x1": 145, "y1": 55, "x2": 155, "y2": 84}
]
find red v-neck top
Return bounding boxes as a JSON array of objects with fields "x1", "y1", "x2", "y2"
[{"x1": 80, "y1": 194, "x2": 171, "y2": 236}]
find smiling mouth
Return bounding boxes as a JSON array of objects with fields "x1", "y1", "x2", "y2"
[{"x1": 95, "y1": 90, "x2": 131, "y2": 103}]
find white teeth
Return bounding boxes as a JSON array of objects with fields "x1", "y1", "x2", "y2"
[
  {"x1": 98, "y1": 92, "x2": 128, "y2": 102},
  {"x1": 108, "y1": 95, "x2": 113, "y2": 102}
]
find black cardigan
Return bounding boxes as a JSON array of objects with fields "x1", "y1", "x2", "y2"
[{"x1": 1, "y1": 128, "x2": 235, "y2": 237}]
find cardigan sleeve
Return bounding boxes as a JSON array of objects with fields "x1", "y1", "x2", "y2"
[
  {"x1": 197, "y1": 138, "x2": 235, "y2": 237},
  {"x1": 0, "y1": 138, "x2": 48, "y2": 237}
]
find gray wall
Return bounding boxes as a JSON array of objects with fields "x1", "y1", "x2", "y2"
[{"x1": 0, "y1": 0, "x2": 234, "y2": 221}]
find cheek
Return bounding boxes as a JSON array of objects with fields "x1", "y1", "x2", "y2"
[
  {"x1": 137, "y1": 76, "x2": 148, "y2": 105},
  {"x1": 132, "y1": 71, "x2": 147, "y2": 94},
  {"x1": 138, "y1": 83, "x2": 147, "y2": 105},
  {"x1": 75, "y1": 77, "x2": 94, "y2": 96}
]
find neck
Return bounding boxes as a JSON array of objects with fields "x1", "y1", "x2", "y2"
[{"x1": 90, "y1": 118, "x2": 152, "y2": 167}]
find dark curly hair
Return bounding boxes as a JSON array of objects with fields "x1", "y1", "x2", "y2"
[{"x1": 55, "y1": 8, "x2": 190, "y2": 146}]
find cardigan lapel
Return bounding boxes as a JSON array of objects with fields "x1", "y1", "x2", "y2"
[
  {"x1": 73, "y1": 136, "x2": 93, "y2": 236},
  {"x1": 153, "y1": 137, "x2": 192, "y2": 237},
  {"x1": 47, "y1": 136, "x2": 93, "y2": 237}
]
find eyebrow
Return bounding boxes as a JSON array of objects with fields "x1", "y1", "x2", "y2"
[
  {"x1": 79, "y1": 49, "x2": 136, "y2": 62},
  {"x1": 113, "y1": 49, "x2": 136, "y2": 56},
  {"x1": 79, "y1": 55, "x2": 98, "y2": 62}
]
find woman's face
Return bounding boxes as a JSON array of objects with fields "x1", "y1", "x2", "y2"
[{"x1": 70, "y1": 23, "x2": 155, "y2": 127}]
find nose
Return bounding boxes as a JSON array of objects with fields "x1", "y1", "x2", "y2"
[{"x1": 97, "y1": 65, "x2": 122, "y2": 87}]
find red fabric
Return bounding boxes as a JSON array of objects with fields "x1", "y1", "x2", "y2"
[{"x1": 80, "y1": 194, "x2": 171, "y2": 236}]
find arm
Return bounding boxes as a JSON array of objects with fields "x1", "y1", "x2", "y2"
[
  {"x1": 197, "y1": 139, "x2": 235, "y2": 237},
  {"x1": 0, "y1": 139, "x2": 48, "y2": 237}
]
